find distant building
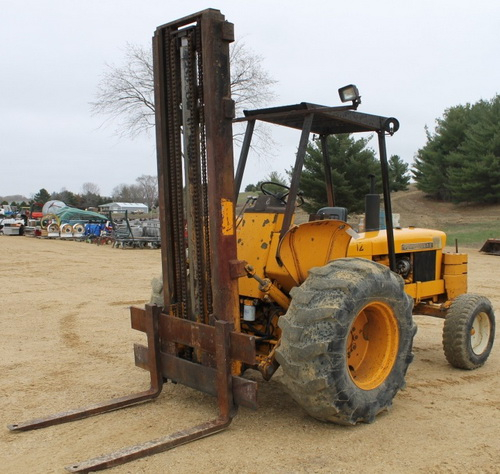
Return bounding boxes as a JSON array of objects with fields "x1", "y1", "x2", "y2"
[{"x1": 98, "y1": 202, "x2": 149, "y2": 213}]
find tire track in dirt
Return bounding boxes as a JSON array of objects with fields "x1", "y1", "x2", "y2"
[{"x1": 58, "y1": 305, "x2": 126, "y2": 365}]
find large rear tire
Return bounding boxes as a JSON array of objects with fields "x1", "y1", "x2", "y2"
[
  {"x1": 275, "y1": 258, "x2": 416, "y2": 425},
  {"x1": 443, "y1": 294, "x2": 495, "y2": 369}
]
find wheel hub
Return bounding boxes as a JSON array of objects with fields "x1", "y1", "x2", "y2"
[
  {"x1": 347, "y1": 302, "x2": 400, "y2": 390},
  {"x1": 471, "y1": 312, "x2": 491, "y2": 355}
]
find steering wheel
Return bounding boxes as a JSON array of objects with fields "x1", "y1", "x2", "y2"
[
  {"x1": 260, "y1": 181, "x2": 290, "y2": 204},
  {"x1": 260, "y1": 181, "x2": 304, "y2": 206}
]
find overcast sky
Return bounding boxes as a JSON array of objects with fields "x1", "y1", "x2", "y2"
[{"x1": 1, "y1": 0, "x2": 498, "y2": 200}]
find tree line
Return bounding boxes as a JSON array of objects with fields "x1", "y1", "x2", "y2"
[
  {"x1": 1, "y1": 175, "x2": 159, "y2": 211},
  {"x1": 8, "y1": 43, "x2": 494, "y2": 215},
  {"x1": 11, "y1": 93, "x2": 498, "y2": 216},
  {"x1": 413, "y1": 95, "x2": 500, "y2": 204},
  {"x1": 245, "y1": 94, "x2": 499, "y2": 212}
]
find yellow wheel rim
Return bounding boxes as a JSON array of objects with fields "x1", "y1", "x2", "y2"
[{"x1": 347, "y1": 302, "x2": 399, "y2": 390}]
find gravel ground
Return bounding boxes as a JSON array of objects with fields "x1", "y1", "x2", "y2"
[{"x1": 1, "y1": 236, "x2": 498, "y2": 473}]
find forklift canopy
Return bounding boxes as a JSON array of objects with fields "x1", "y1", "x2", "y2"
[
  {"x1": 239, "y1": 102, "x2": 399, "y2": 135},
  {"x1": 234, "y1": 101, "x2": 400, "y2": 272}
]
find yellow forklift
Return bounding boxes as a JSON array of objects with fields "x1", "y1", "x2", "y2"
[{"x1": 9, "y1": 9, "x2": 495, "y2": 471}]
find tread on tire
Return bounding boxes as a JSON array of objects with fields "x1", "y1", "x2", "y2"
[{"x1": 276, "y1": 257, "x2": 416, "y2": 425}]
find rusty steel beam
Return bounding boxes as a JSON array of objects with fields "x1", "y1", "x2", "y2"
[
  {"x1": 64, "y1": 417, "x2": 232, "y2": 473},
  {"x1": 63, "y1": 320, "x2": 240, "y2": 472},
  {"x1": 8, "y1": 10, "x2": 254, "y2": 472},
  {"x1": 377, "y1": 130, "x2": 397, "y2": 272},
  {"x1": 234, "y1": 119, "x2": 256, "y2": 199},
  {"x1": 215, "y1": 319, "x2": 234, "y2": 418},
  {"x1": 134, "y1": 346, "x2": 258, "y2": 409},
  {"x1": 153, "y1": 23, "x2": 179, "y2": 311},
  {"x1": 131, "y1": 306, "x2": 256, "y2": 365},
  {"x1": 279, "y1": 113, "x2": 314, "y2": 243},
  {"x1": 200, "y1": 11, "x2": 240, "y2": 326}
]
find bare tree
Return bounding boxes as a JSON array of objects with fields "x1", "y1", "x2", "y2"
[
  {"x1": 111, "y1": 183, "x2": 144, "y2": 203},
  {"x1": 229, "y1": 40, "x2": 277, "y2": 116},
  {"x1": 111, "y1": 176, "x2": 157, "y2": 209},
  {"x1": 135, "y1": 174, "x2": 158, "y2": 210},
  {"x1": 81, "y1": 182, "x2": 101, "y2": 195},
  {"x1": 91, "y1": 44, "x2": 155, "y2": 138},
  {"x1": 229, "y1": 40, "x2": 277, "y2": 152},
  {"x1": 91, "y1": 41, "x2": 277, "y2": 147},
  {"x1": 80, "y1": 182, "x2": 102, "y2": 209}
]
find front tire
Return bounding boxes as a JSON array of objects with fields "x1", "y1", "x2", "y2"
[
  {"x1": 275, "y1": 258, "x2": 416, "y2": 425},
  {"x1": 443, "y1": 294, "x2": 495, "y2": 369}
]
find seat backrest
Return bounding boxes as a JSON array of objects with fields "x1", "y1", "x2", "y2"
[{"x1": 317, "y1": 207, "x2": 348, "y2": 221}]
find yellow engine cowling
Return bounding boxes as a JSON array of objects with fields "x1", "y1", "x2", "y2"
[
  {"x1": 271, "y1": 220, "x2": 353, "y2": 292},
  {"x1": 237, "y1": 216, "x2": 354, "y2": 297},
  {"x1": 237, "y1": 214, "x2": 465, "y2": 305},
  {"x1": 347, "y1": 227, "x2": 466, "y2": 303},
  {"x1": 236, "y1": 211, "x2": 287, "y2": 299}
]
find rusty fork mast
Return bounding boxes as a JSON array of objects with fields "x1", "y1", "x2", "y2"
[{"x1": 8, "y1": 9, "x2": 257, "y2": 472}]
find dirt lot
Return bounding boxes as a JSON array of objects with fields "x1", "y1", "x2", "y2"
[{"x1": 1, "y1": 229, "x2": 499, "y2": 473}]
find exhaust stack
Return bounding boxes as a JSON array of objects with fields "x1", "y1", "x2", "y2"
[{"x1": 365, "y1": 174, "x2": 380, "y2": 232}]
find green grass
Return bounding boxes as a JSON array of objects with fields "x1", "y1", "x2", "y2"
[
  {"x1": 440, "y1": 222, "x2": 500, "y2": 248},
  {"x1": 237, "y1": 192, "x2": 259, "y2": 206}
]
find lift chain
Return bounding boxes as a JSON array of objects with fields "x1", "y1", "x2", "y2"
[
  {"x1": 196, "y1": 27, "x2": 213, "y2": 317},
  {"x1": 183, "y1": 29, "x2": 207, "y2": 321},
  {"x1": 167, "y1": 32, "x2": 188, "y2": 317}
]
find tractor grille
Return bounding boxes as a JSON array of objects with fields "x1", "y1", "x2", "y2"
[{"x1": 413, "y1": 250, "x2": 436, "y2": 282}]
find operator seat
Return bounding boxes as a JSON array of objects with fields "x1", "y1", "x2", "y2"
[{"x1": 316, "y1": 206, "x2": 348, "y2": 221}]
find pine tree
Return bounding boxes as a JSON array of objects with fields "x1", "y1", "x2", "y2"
[
  {"x1": 412, "y1": 104, "x2": 470, "y2": 200},
  {"x1": 388, "y1": 155, "x2": 410, "y2": 192},
  {"x1": 412, "y1": 95, "x2": 500, "y2": 203},
  {"x1": 32, "y1": 188, "x2": 51, "y2": 204},
  {"x1": 300, "y1": 134, "x2": 379, "y2": 213},
  {"x1": 447, "y1": 97, "x2": 500, "y2": 203}
]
